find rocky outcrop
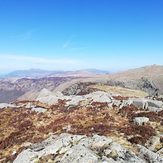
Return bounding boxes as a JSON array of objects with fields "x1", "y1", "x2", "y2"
[
  {"x1": 85, "y1": 91, "x2": 112, "y2": 103},
  {"x1": 62, "y1": 82, "x2": 97, "y2": 96},
  {"x1": 1, "y1": 89, "x2": 163, "y2": 162},
  {"x1": 14, "y1": 133, "x2": 145, "y2": 163},
  {"x1": 119, "y1": 98, "x2": 163, "y2": 112},
  {"x1": 146, "y1": 136, "x2": 162, "y2": 152},
  {"x1": 31, "y1": 107, "x2": 47, "y2": 113},
  {"x1": 0, "y1": 103, "x2": 16, "y2": 109},
  {"x1": 102, "y1": 78, "x2": 159, "y2": 96},
  {"x1": 36, "y1": 89, "x2": 69, "y2": 105},
  {"x1": 37, "y1": 89, "x2": 112, "y2": 107},
  {"x1": 129, "y1": 98, "x2": 148, "y2": 109},
  {"x1": 126, "y1": 77, "x2": 159, "y2": 97},
  {"x1": 138, "y1": 145, "x2": 163, "y2": 163}
]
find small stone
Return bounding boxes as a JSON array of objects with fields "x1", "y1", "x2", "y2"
[{"x1": 133, "y1": 117, "x2": 149, "y2": 126}]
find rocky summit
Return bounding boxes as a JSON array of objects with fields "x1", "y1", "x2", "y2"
[
  {"x1": 1, "y1": 0, "x2": 163, "y2": 160},
  {"x1": 0, "y1": 84, "x2": 162, "y2": 163}
]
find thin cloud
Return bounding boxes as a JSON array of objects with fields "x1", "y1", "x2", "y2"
[
  {"x1": 62, "y1": 40, "x2": 72, "y2": 49},
  {"x1": 10, "y1": 30, "x2": 36, "y2": 41},
  {"x1": 70, "y1": 47, "x2": 87, "y2": 51},
  {"x1": 9, "y1": 31, "x2": 32, "y2": 41},
  {"x1": 62, "y1": 35, "x2": 76, "y2": 49},
  {"x1": 62, "y1": 37, "x2": 86, "y2": 51},
  {"x1": 0, "y1": 54, "x2": 81, "y2": 71},
  {"x1": 1, "y1": 55, "x2": 76, "y2": 64},
  {"x1": 21, "y1": 31, "x2": 33, "y2": 40}
]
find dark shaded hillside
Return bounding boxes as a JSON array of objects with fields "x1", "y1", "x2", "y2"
[
  {"x1": 0, "y1": 77, "x2": 75, "y2": 103},
  {"x1": 0, "y1": 89, "x2": 25, "y2": 103}
]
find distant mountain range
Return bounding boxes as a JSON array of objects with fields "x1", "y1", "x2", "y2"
[
  {"x1": 5, "y1": 69, "x2": 63, "y2": 78},
  {"x1": 0, "y1": 65, "x2": 163, "y2": 103},
  {"x1": 4, "y1": 69, "x2": 109, "y2": 78}
]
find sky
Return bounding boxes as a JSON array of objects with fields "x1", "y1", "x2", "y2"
[{"x1": 0, "y1": 0, "x2": 163, "y2": 73}]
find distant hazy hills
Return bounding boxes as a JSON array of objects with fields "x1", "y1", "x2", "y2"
[
  {"x1": 5, "y1": 69, "x2": 55, "y2": 78},
  {"x1": 0, "y1": 65, "x2": 163, "y2": 103},
  {"x1": 4, "y1": 69, "x2": 109, "y2": 78}
]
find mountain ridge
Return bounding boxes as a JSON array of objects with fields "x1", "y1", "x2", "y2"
[{"x1": 4, "y1": 68, "x2": 109, "y2": 78}]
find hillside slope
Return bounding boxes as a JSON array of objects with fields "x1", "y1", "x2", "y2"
[
  {"x1": 56, "y1": 65, "x2": 163, "y2": 96},
  {"x1": 108, "y1": 65, "x2": 163, "y2": 95}
]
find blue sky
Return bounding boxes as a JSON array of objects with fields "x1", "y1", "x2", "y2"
[{"x1": 0, "y1": 0, "x2": 163, "y2": 72}]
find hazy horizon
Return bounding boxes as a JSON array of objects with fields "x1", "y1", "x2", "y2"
[
  {"x1": 0, "y1": 64, "x2": 162, "y2": 77},
  {"x1": 0, "y1": 0, "x2": 163, "y2": 72}
]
